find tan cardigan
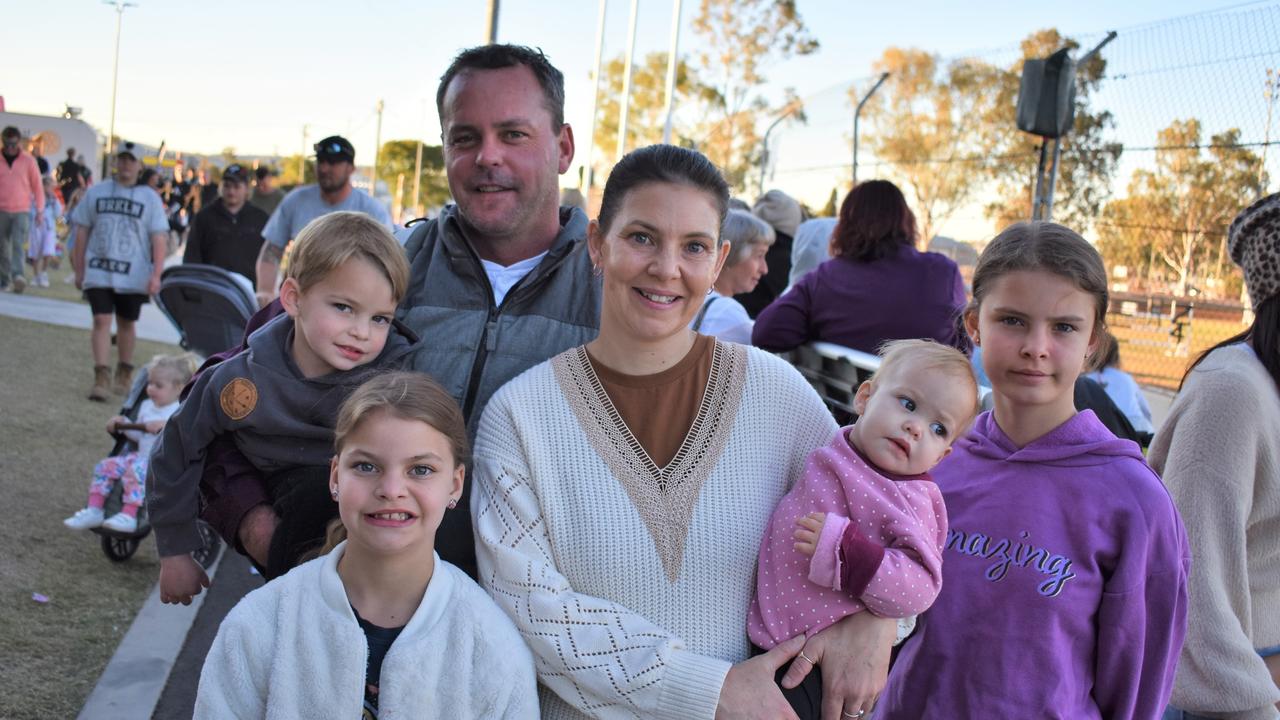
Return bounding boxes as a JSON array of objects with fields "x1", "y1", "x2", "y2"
[{"x1": 1149, "y1": 343, "x2": 1280, "y2": 719}]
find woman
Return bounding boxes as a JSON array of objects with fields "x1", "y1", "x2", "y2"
[
  {"x1": 736, "y1": 189, "x2": 803, "y2": 318},
  {"x1": 691, "y1": 208, "x2": 774, "y2": 344},
  {"x1": 471, "y1": 145, "x2": 897, "y2": 720},
  {"x1": 787, "y1": 217, "x2": 837, "y2": 288},
  {"x1": 752, "y1": 180, "x2": 967, "y2": 355},
  {"x1": 1149, "y1": 194, "x2": 1280, "y2": 720}
]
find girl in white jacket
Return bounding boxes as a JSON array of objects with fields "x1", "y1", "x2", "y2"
[{"x1": 195, "y1": 372, "x2": 538, "y2": 719}]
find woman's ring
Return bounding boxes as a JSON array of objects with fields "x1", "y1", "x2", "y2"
[
  {"x1": 842, "y1": 711, "x2": 866, "y2": 719},
  {"x1": 797, "y1": 651, "x2": 816, "y2": 665}
]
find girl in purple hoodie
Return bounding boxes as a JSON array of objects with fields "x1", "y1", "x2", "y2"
[{"x1": 877, "y1": 221, "x2": 1191, "y2": 720}]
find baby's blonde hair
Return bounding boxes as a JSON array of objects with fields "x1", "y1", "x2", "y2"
[
  {"x1": 284, "y1": 211, "x2": 409, "y2": 302},
  {"x1": 146, "y1": 353, "x2": 199, "y2": 387},
  {"x1": 873, "y1": 339, "x2": 981, "y2": 430}
]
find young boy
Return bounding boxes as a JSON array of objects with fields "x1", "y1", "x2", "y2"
[
  {"x1": 748, "y1": 340, "x2": 980, "y2": 712},
  {"x1": 146, "y1": 211, "x2": 415, "y2": 604}
]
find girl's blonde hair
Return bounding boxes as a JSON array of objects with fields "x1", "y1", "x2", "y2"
[
  {"x1": 146, "y1": 353, "x2": 199, "y2": 387},
  {"x1": 315, "y1": 372, "x2": 469, "y2": 556}
]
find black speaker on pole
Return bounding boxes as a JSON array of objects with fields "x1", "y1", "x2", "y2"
[{"x1": 1016, "y1": 48, "x2": 1077, "y2": 139}]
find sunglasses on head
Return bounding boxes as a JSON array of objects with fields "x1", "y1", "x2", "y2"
[
  {"x1": 225, "y1": 164, "x2": 244, "y2": 175},
  {"x1": 315, "y1": 142, "x2": 347, "y2": 155}
]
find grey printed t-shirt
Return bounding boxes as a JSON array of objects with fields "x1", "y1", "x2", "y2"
[
  {"x1": 71, "y1": 180, "x2": 170, "y2": 295},
  {"x1": 262, "y1": 185, "x2": 391, "y2": 248}
]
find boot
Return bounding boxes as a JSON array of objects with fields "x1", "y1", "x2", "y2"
[
  {"x1": 89, "y1": 365, "x2": 111, "y2": 402},
  {"x1": 113, "y1": 362, "x2": 135, "y2": 395}
]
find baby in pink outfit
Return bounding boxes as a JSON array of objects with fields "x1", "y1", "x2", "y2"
[{"x1": 750, "y1": 339, "x2": 980, "y2": 649}]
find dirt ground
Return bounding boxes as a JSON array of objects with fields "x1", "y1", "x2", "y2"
[{"x1": 0, "y1": 314, "x2": 179, "y2": 719}]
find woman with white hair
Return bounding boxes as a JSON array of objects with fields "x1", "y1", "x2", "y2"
[{"x1": 691, "y1": 209, "x2": 774, "y2": 344}]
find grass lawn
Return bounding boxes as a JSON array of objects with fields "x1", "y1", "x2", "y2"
[{"x1": 0, "y1": 314, "x2": 180, "y2": 719}]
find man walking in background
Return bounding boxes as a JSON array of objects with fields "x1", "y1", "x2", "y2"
[
  {"x1": 183, "y1": 164, "x2": 268, "y2": 288},
  {"x1": 0, "y1": 126, "x2": 44, "y2": 293},
  {"x1": 248, "y1": 166, "x2": 284, "y2": 217}
]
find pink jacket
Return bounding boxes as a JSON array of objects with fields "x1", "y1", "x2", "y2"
[
  {"x1": 0, "y1": 151, "x2": 44, "y2": 214},
  {"x1": 748, "y1": 428, "x2": 948, "y2": 648}
]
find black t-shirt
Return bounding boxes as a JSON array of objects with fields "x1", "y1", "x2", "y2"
[
  {"x1": 59, "y1": 159, "x2": 82, "y2": 187},
  {"x1": 354, "y1": 608, "x2": 405, "y2": 719}
]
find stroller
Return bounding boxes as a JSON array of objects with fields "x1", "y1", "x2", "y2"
[
  {"x1": 93, "y1": 369, "x2": 222, "y2": 566},
  {"x1": 153, "y1": 264, "x2": 257, "y2": 358}
]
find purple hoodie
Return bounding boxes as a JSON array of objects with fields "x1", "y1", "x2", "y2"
[{"x1": 877, "y1": 410, "x2": 1190, "y2": 720}]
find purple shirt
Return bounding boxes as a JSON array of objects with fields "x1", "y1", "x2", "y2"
[
  {"x1": 752, "y1": 244, "x2": 968, "y2": 354},
  {"x1": 878, "y1": 411, "x2": 1190, "y2": 720}
]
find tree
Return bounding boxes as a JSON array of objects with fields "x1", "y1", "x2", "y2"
[
  {"x1": 277, "y1": 154, "x2": 315, "y2": 188},
  {"x1": 593, "y1": 51, "x2": 711, "y2": 163},
  {"x1": 690, "y1": 0, "x2": 818, "y2": 190},
  {"x1": 860, "y1": 48, "x2": 1004, "y2": 243},
  {"x1": 983, "y1": 30, "x2": 1122, "y2": 233},
  {"x1": 1097, "y1": 119, "x2": 1261, "y2": 297},
  {"x1": 378, "y1": 139, "x2": 448, "y2": 213}
]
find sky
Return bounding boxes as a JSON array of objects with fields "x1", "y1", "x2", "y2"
[{"x1": 1, "y1": 0, "x2": 1266, "y2": 239}]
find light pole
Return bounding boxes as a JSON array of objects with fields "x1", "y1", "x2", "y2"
[
  {"x1": 851, "y1": 72, "x2": 889, "y2": 187},
  {"x1": 103, "y1": 0, "x2": 137, "y2": 177}
]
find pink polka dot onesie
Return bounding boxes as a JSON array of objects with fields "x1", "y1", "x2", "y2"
[{"x1": 749, "y1": 427, "x2": 947, "y2": 648}]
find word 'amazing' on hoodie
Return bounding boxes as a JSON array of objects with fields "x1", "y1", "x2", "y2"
[{"x1": 878, "y1": 410, "x2": 1190, "y2": 720}]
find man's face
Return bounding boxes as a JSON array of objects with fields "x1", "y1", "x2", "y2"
[
  {"x1": 2, "y1": 135, "x2": 19, "y2": 158},
  {"x1": 221, "y1": 179, "x2": 249, "y2": 209},
  {"x1": 256, "y1": 175, "x2": 275, "y2": 193},
  {"x1": 316, "y1": 158, "x2": 354, "y2": 193},
  {"x1": 441, "y1": 65, "x2": 573, "y2": 242},
  {"x1": 115, "y1": 156, "x2": 140, "y2": 185}
]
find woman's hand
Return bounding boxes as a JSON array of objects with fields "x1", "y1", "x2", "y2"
[
  {"x1": 793, "y1": 512, "x2": 826, "y2": 557},
  {"x1": 780, "y1": 612, "x2": 896, "y2": 720},
  {"x1": 715, "y1": 634, "x2": 805, "y2": 720}
]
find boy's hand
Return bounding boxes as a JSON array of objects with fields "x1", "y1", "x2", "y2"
[
  {"x1": 144, "y1": 420, "x2": 165, "y2": 434},
  {"x1": 159, "y1": 554, "x2": 210, "y2": 605},
  {"x1": 106, "y1": 415, "x2": 127, "y2": 434},
  {"x1": 793, "y1": 512, "x2": 827, "y2": 557}
]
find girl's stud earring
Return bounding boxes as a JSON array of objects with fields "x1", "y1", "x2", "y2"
[{"x1": 447, "y1": 498, "x2": 458, "y2": 510}]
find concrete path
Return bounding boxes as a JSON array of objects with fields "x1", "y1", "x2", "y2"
[{"x1": 0, "y1": 291, "x2": 181, "y2": 345}]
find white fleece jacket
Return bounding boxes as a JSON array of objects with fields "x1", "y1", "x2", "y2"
[{"x1": 194, "y1": 543, "x2": 538, "y2": 719}]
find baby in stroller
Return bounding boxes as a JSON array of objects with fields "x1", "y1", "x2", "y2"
[{"x1": 64, "y1": 354, "x2": 197, "y2": 533}]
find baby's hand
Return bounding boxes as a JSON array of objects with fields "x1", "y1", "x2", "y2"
[
  {"x1": 144, "y1": 420, "x2": 165, "y2": 434},
  {"x1": 159, "y1": 554, "x2": 210, "y2": 605},
  {"x1": 793, "y1": 512, "x2": 827, "y2": 557},
  {"x1": 106, "y1": 415, "x2": 127, "y2": 434}
]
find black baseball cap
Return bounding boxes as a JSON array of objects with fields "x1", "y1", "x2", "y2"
[
  {"x1": 314, "y1": 135, "x2": 355, "y2": 163},
  {"x1": 116, "y1": 141, "x2": 138, "y2": 160},
  {"x1": 254, "y1": 166, "x2": 276, "y2": 180},
  {"x1": 222, "y1": 163, "x2": 250, "y2": 184}
]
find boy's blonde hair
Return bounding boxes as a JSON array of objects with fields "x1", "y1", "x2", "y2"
[
  {"x1": 284, "y1": 211, "x2": 409, "y2": 302},
  {"x1": 873, "y1": 339, "x2": 982, "y2": 428},
  {"x1": 146, "y1": 353, "x2": 199, "y2": 386}
]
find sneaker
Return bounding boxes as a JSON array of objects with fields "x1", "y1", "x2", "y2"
[
  {"x1": 36, "y1": 272, "x2": 49, "y2": 288},
  {"x1": 64, "y1": 507, "x2": 105, "y2": 530},
  {"x1": 102, "y1": 513, "x2": 138, "y2": 534},
  {"x1": 11, "y1": 276, "x2": 25, "y2": 294}
]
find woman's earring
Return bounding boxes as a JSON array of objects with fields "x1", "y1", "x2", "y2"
[
  {"x1": 330, "y1": 486, "x2": 338, "y2": 500},
  {"x1": 447, "y1": 498, "x2": 458, "y2": 510}
]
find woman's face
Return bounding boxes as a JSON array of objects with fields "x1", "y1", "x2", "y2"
[
  {"x1": 714, "y1": 242, "x2": 769, "y2": 296},
  {"x1": 589, "y1": 181, "x2": 726, "y2": 344}
]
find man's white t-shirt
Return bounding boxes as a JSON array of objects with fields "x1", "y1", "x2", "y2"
[{"x1": 480, "y1": 251, "x2": 547, "y2": 306}]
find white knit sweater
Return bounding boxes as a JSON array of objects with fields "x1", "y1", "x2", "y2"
[
  {"x1": 472, "y1": 341, "x2": 838, "y2": 719},
  {"x1": 194, "y1": 543, "x2": 539, "y2": 719},
  {"x1": 1148, "y1": 344, "x2": 1280, "y2": 719}
]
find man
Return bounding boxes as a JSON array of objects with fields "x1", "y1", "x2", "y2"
[
  {"x1": 58, "y1": 147, "x2": 83, "y2": 205},
  {"x1": 253, "y1": 135, "x2": 390, "y2": 306},
  {"x1": 70, "y1": 142, "x2": 169, "y2": 401},
  {"x1": 0, "y1": 126, "x2": 44, "y2": 293},
  {"x1": 183, "y1": 163, "x2": 268, "y2": 288},
  {"x1": 248, "y1": 165, "x2": 284, "y2": 217},
  {"x1": 204, "y1": 45, "x2": 600, "y2": 580}
]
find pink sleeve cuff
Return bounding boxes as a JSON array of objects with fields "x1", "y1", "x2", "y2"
[{"x1": 808, "y1": 514, "x2": 851, "y2": 590}]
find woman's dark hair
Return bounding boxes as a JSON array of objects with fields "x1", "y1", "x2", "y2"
[
  {"x1": 1180, "y1": 294, "x2": 1280, "y2": 391},
  {"x1": 596, "y1": 145, "x2": 730, "y2": 240},
  {"x1": 829, "y1": 179, "x2": 919, "y2": 262},
  {"x1": 967, "y1": 221, "x2": 1109, "y2": 333},
  {"x1": 437, "y1": 44, "x2": 565, "y2": 129}
]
